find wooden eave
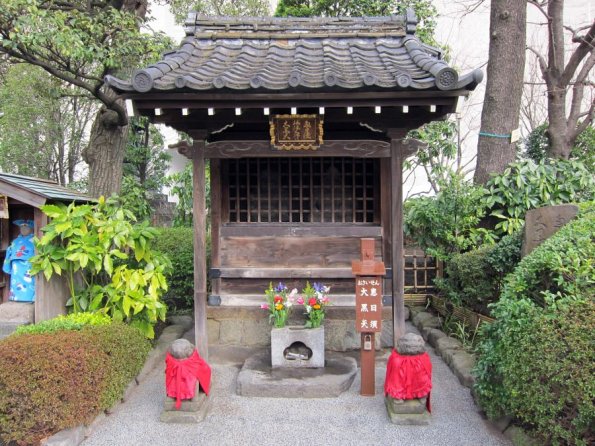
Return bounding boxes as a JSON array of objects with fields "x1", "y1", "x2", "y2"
[{"x1": 0, "y1": 181, "x2": 47, "y2": 208}]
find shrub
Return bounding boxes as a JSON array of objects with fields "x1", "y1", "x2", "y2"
[
  {"x1": 436, "y1": 232, "x2": 522, "y2": 314},
  {"x1": 474, "y1": 204, "x2": 595, "y2": 445},
  {"x1": 0, "y1": 323, "x2": 150, "y2": 445},
  {"x1": 15, "y1": 312, "x2": 111, "y2": 335},
  {"x1": 153, "y1": 227, "x2": 210, "y2": 312},
  {"x1": 30, "y1": 198, "x2": 171, "y2": 338},
  {"x1": 482, "y1": 159, "x2": 595, "y2": 236},
  {"x1": 404, "y1": 173, "x2": 495, "y2": 261}
]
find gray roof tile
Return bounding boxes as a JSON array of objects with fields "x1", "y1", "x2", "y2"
[{"x1": 106, "y1": 12, "x2": 483, "y2": 94}]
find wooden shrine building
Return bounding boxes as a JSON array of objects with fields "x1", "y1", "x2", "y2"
[{"x1": 107, "y1": 11, "x2": 482, "y2": 357}]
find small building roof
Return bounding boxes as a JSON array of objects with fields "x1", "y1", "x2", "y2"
[
  {"x1": 0, "y1": 173, "x2": 92, "y2": 208},
  {"x1": 106, "y1": 11, "x2": 482, "y2": 94}
]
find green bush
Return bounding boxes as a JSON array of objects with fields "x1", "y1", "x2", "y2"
[
  {"x1": 436, "y1": 232, "x2": 522, "y2": 314},
  {"x1": 404, "y1": 173, "x2": 495, "y2": 261},
  {"x1": 153, "y1": 227, "x2": 209, "y2": 312},
  {"x1": 15, "y1": 312, "x2": 111, "y2": 335},
  {"x1": 0, "y1": 323, "x2": 150, "y2": 445},
  {"x1": 482, "y1": 159, "x2": 595, "y2": 236},
  {"x1": 474, "y1": 204, "x2": 595, "y2": 445}
]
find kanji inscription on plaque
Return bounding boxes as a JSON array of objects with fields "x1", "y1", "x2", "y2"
[
  {"x1": 355, "y1": 277, "x2": 382, "y2": 333},
  {"x1": 270, "y1": 114, "x2": 323, "y2": 151}
]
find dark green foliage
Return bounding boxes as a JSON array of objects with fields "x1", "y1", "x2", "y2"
[
  {"x1": 521, "y1": 123, "x2": 595, "y2": 173},
  {"x1": 482, "y1": 159, "x2": 595, "y2": 235},
  {"x1": 474, "y1": 204, "x2": 595, "y2": 445},
  {"x1": 15, "y1": 312, "x2": 111, "y2": 335},
  {"x1": 153, "y1": 227, "x2": 207, "y2": 311},
  {"x1": 0, "y1": 323, "x2": 149, "y2": 445},
  {"x1": 404, "y1": 174, "x2": 495, "y2": 261},
  {"x1": 435, "y1": 232, "x2": 522, "y2": 314}
]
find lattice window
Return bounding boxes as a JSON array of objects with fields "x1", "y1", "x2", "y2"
[{"x1": 226, "y1": 157, "x2": 379, "y2": 224}]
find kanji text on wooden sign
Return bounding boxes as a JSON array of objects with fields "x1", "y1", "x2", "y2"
[
  {"x1": 355, "y1": 277, "x2": 382, "y2": 333},
  {"x1": 270, "y1": 114, "x2": 324, "y2": 151}
]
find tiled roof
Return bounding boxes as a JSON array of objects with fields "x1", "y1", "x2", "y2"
[
  {"x1": 106, "y1": 12, "x2": 482, "y2": 94},
  {"x1": 0, "y1": 173, "x2": 92, "y2": 203}
]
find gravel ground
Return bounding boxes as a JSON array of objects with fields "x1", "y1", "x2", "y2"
[{"x1": 82, "y1": 325, "x2": 510, "y2": 446}]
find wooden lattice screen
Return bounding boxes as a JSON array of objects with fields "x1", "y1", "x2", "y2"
[
  {"x1": 226, "y1": 157, "x2": 379, "y2": 224},
  {"x1": 404, "y1": 249, "x2": 442, "y2": 295}
]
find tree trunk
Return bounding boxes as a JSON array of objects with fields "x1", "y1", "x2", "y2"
[
  {"x1": 83, "y1": 106, "x2": 128, "y2": 198},
  {"x1": 474, "y1": 0, "x2": 527, "y2": 185}
]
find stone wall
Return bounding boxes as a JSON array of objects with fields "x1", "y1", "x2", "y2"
[{"x1": 206, "y1": 306, "x2": 409, "y2": 351}]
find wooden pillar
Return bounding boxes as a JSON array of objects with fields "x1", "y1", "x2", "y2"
[
  {"x1": 389, "y1": 131, "x2": 406, "y2": 345},
  {"x1": 191, "y1": 134, "x2": 209, "y2": 360}
]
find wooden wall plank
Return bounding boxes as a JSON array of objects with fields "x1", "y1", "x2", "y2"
[{"x1": 219, "y1": 236, "x2": 382, "y2": 268}]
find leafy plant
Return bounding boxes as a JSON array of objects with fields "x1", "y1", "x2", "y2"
[
  {"x1": 404, "y1": 173, "x2": 496, "y2": 261},
  {"x1": 482, "y1": 159, "x2": 595, "y2": 236},
  {"x1": 15, "y1": 312, "x2": 111, "y2": 335},
  {"x1": 30, "y1": 197, "x2": 171, "y2": 338}
]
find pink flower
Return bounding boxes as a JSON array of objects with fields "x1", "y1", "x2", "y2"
[
  {"x1": 296, "y1": 296, "x2": 304, "y2": 305},
  {"x1": 260, "y1": 303, "x2": 270, "y2": 310},
  {"x1": 321, "y1": 296, "x2": 330, "y2": 304}
]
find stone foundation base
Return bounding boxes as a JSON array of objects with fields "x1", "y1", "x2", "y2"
[
  {"x1": 237, "y1": 351, "x2": 357, "y2": 398},
  {"x1": 160, "y1": 383, "x2": 210, "y2": 423},
  {"x1": 271, "y1": 326, "x2": 324, "y2": 368},
  {"x1": 385, "y1": 396, "x2": 430, "y2": 425}
]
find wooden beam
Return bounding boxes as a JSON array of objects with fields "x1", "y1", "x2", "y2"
[
  {"x1": 191, "y1": 133, "x2": 209, "y2": 360},
  {"x1": 204, "y1": 140, "x2": 391, "y2": 159},
  {"x1": 220, "y1": 224, "x2": 382, "y2": 238},
  {"x1": 389, "y1": 130, "x2": 407, "y2": 344},
  {"x1": 124, "y1": 89, "x2": 467, "y2": 103},
  {"x1": 0, "y1": 182, "x2": 47, "y2": 208},
  {"x1": 211, "y1": 267, "x2": 356, "y2": 279}
]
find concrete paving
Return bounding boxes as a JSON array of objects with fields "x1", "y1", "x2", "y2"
[{"x1": 82, "y1": 324, "x2": 511, "y2": 446}]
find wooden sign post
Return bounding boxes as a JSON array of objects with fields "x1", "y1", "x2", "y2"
[{"x1": 352, "y1": 238, "x2": 386, "y2": 396}]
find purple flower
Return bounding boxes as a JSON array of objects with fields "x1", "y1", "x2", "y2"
[
  {"x1": 313, "y1": 282, "x2": 324, "y2": 293},
  {"x1": 275, "y1": 282, "x2": 287, "y2": 292}
]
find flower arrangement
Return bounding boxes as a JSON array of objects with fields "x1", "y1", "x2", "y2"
[
  {"x1": 261, "y1": 282, "x2": 295, "y2": 328},
  {"x1": 297, "y1": 281, "x2": 331, "y2": 328}
]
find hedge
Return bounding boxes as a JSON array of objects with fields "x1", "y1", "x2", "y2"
[
  {"x1": 436, "y1": 231, "x2": 522, "y2": 315},
  {"x1": 153, "y1": 227, "x2": 211, "y2": 312},
  {"x1": 0, "y1": 323, "x2": 150, "y2": 445},
  {"x1": 474, "y1": 202, "x2": 595, "y2": 445}
]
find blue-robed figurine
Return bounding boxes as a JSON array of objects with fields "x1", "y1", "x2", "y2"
[{"x1": 2, "y1": 219, "x2": 36, "y2": 302}]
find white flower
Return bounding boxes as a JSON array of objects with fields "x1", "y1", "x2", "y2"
[
  {"x1": 323, "y1": 286, "x2": 331, "y2": 293},
  {"x1": 289, "y1": 288, "x2": 298, "y2": 298},
  {"x1": 306, "y1": 305, "x2": 312, "y2": 313}
]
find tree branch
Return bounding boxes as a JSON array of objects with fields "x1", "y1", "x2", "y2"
[
  {"x1": 567, "y1": 51, "x2": 595, "y2": 135},
  {"x1": 527, "y1": 45, "x2": 549, "y2": 82},
  {"x1": 527, "y1": 0, "x2": 550, "y2": 20},
  {"x1": 560, "y1": 20, "x2": 595, "y2": 87}
]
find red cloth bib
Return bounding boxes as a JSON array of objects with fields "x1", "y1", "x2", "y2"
[
  {"x1": 165, "y1": 350, "x2": 211, "y2": 409},
  {"x1": 384, "y1": 350, "x2": 432, "y2": 412}
]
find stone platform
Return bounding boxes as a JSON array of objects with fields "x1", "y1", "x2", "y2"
[
  {"x1": 0, "y1": 301, "x2": 34, "y2": 340},
  {"x1": 236, "y1": 351, "x2": 357, "y2": 398}
]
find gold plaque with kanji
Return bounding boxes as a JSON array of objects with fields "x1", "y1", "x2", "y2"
[{"x1": 270, "y1": 114, "x2": 323, "y2": 151}]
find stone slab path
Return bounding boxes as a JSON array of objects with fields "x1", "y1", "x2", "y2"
[{"x1": 82, "y1": 324, "x2": 510, "y2": 446}]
